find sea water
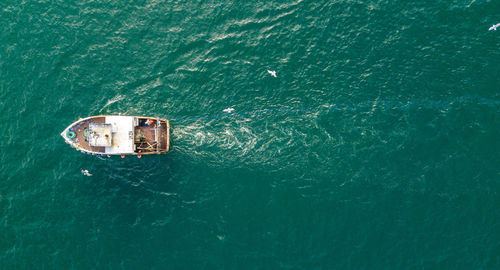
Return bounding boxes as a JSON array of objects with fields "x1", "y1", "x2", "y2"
[{"x1": 0, "y1": 0, "x2": 499, "y2": 269}]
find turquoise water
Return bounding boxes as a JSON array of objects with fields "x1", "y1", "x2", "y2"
[{"x1": 1, "y1": 0, "x2": 499, "y2": 269}]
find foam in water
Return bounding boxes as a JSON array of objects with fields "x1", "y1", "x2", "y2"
[{"x1": 167, "y1": 95, "x2": 499, "y2": 166}]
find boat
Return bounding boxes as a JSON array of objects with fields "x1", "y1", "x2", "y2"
[{"x1": 60, "y1": 115, "x2": 170, "y2": 156}]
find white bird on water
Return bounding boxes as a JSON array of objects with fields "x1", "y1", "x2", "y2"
[
  {"x1": 489, "y1": 23, "x2": 500, "y2": 31},
  {"x1": 267, "y1": 70, "x2": 277, "y2": 78},
  {"x1": 81, "y1": 169, "x2": 92, "y2": 176},
  {"x1": 223, "y1": 107, "x2": 235, "y2": 113}
]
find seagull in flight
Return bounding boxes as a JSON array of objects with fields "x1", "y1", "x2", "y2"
[
  {"x1": 81, "y1": 169, "x2": 93, "y2": 176},
  {"x1": 267, "y1": 70, "x2": 277, "y2": 78},
  {"x1": 489, "y1": 23, "x2": 500, "y2": 31},
  {"x1": 223, "y1": 107, "x2": 235, "y2": 113}
]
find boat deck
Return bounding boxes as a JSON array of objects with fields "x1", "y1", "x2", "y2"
[
  {"x1": 64, "y1": 116, "x2": 170, "y2": 155},
  {"x1": 71, "y1": 117, "x2": 106, "y2": 153},
  {"x1": 134, "y1": 119, "x2": 169, "y2": 154}
]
